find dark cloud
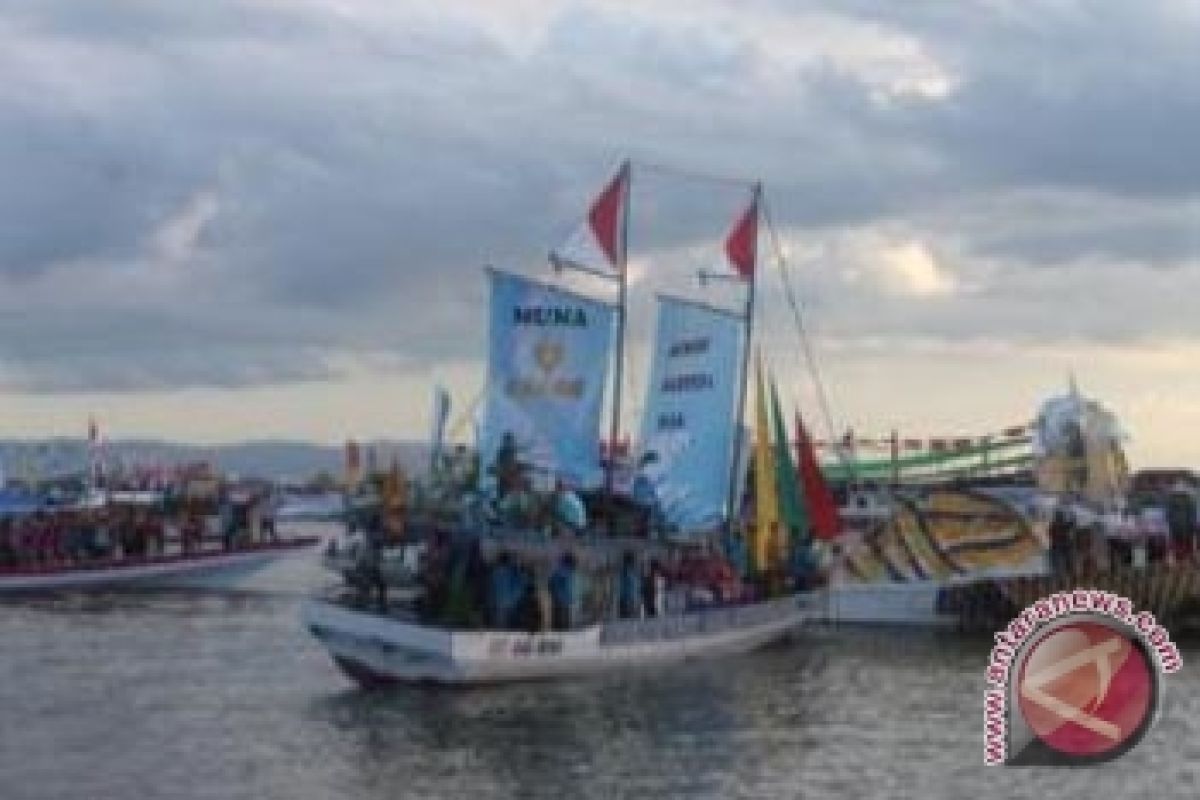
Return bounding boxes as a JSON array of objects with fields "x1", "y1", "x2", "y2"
[{"x1": 0, "y1": 1, "x2": 1196, "y2": 393}]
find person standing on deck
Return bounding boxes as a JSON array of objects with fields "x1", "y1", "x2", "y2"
[
  {"x1": 642, "y1": 558, "x2": 666, "y2": 617},
  {"x1": 549, "y1": 552, "x2": 581, "y2": 630},
  {"x1": 219, "y1": 496, "x2": 236, "y2": 551},
  {"x1": 632, "y1": 452, "x2": 663, "y2": 538},
  {"x1": 618, "y1": 551, "x2": 642, "y2": 619},
  {"x1": 491, "y1": 431, "x2": 527, "y2": 500},
  {"x1": 489, "y1": 551, "x2": 524, "y2": 628}
]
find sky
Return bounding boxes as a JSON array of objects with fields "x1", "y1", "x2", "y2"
[{"x1": 0, "y1": 0, "x2": 1198, "y2": 467}]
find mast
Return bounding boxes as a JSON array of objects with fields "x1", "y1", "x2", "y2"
[
  {"x1": 605, "y1": 159, "x2": 632, "y2": 507},
  {"x1": 548, "y1": 160, "x2": 631, "y2": 505},
  {"x1": 724, "y1": 182, "x2": 762, "y2": 535}
]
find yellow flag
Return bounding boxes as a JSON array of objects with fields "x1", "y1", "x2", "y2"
[{"x1": 752, "y1": 354, "x2": 781, "y2": 573}]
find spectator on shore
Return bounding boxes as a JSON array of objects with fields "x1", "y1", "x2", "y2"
[{"x1": 1048, "y1": 504, "x2": 1074, "y2": 574}]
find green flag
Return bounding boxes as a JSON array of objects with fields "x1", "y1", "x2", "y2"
[{"x1": 769, "y1": 378, "x2": 808, "y2": 546}]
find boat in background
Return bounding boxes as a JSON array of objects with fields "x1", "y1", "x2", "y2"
[
  {"x1": 0, "y1": 538, "x2": 319, "y2": 593},
  {"x1": 0, "y1": 460, "x2": 320, "y2": 594},
  {"x1": 811, "y1": 385, "x2": 1200, "y2": 629}
]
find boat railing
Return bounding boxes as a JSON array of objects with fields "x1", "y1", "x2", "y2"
[{"x1": 599, "y1": 595, "x2": 799, "y2": 645}]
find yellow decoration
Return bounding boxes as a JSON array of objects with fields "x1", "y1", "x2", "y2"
[{"x1": 751, "y1": 354, "x2": 782, "y2": 574}]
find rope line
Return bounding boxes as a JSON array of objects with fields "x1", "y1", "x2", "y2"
[{"x1": 760, "y1": 194, "x2": 844, "y2": 463}]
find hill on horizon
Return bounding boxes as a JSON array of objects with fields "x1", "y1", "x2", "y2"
[{"x1": 0, "y1": 438, "x2": 432, "y2": 482}]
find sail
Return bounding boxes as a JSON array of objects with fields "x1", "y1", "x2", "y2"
[
  {"x1": 479, "y1": 268, "x2": 616, "y2": 489},
  {"x1": 637, "y1": 295, "x2": 744, "y2": 532},
  {"x1": 795, "y1": 411, "x2": 841, "y2": 540},
  {"x1": 550, "y1": 162, "x2": 630, "y2": 276},
  {"x1": 769, "y1": 379, "x2": 806, "y2": 547},
  {"x1": 751, "y1": 356, "x2": 782, "y2": 573}
]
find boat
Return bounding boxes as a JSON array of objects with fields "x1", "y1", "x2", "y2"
[
  {"x1": 0, "y1": 468, "x2": 321, "y2": 593},
  {"x1": 0, "y1": 538, "x2": 320, "y2": 593},
  {"x1": 808, "y1": 377, "x2": 1200, "y2": 630},
  {"x1": 305, "y1": 164, "x2": 821, "y2": 686}
]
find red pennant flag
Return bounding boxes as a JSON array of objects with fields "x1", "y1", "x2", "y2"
[
  {"x1": 551, "y1": 162, "x2": 629, "y2": 275},
  {"x1": 724, "y1": 194, "x2": 759, "y2": 279},
  {"x1": 588, "y1": 166, "x2": 626, "y2": 268},
  {"x1": 795, "y1": 412, "x2": 841, "y2": 540}
]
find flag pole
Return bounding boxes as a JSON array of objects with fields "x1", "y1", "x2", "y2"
[
  {"x1": 606, "y1": 160, "x2": 632, "y2": 528},
  {"x1": 724, "y1": 183, "x2": 762, "y2": 536}
]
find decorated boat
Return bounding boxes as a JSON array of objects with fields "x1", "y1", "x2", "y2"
[
  {"x1": 0, "y1": 478, "x2": 320, "y2": 594},
  {"x1": 0, "y1": 538, "x2": 320, "y2": 593},
  {"x1": 813, "y1": 384, "x2": 1200, "y2": 629},
  {"x1": 305, "y1": 164, "x2": 825, "y2": 686}
]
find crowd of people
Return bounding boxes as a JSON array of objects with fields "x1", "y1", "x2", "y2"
[
  {"x1": 1046, "y1": 492, "x2": 1200, "y2": 575},
  {"x1": 0, "y1": 509, "x2": 170, "y2": 569},
  {"x1": 0, "y1": 497, "x2": 278, "y2": 571},
  {"x1": 337, "y1": 432, "x2": 816, "y2": 629},
  {"x1": 394, "y1": 522, "x2": 755, "y2": 633}
]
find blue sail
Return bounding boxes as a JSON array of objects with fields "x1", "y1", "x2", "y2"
[
  {"x1": 637, "y1": 295, "x2": 744, "y2": 533},
  {"x1": 479, "y1": 268, "x2": 616, "y2": 489}
]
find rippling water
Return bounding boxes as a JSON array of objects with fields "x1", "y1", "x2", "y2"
[{"x1": 4, "y1": 537, "x2": 1200, "y2": 799}]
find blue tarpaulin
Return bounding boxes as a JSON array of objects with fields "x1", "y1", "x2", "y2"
[{"x1": 0, "y1": 489, "x2": 45, "y2": 516}]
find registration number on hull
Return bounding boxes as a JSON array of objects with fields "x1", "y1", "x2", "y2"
[{"x1": 486, "y1": 636, "x2": 564, "y2": 658}]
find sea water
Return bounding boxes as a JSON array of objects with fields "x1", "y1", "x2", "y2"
[{"x1": 3, "y1": 528, "x2": 1198, "y2": 799}]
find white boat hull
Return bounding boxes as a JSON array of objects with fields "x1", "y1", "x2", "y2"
[
  {"x1": 303, "y1": 594, "x2": 813, "y2": 686},
  {"x1": 812, "y1": 582, "x2": 957, "y2": 627},
  {"x1": 0, "y1": 539, "x2": 319, "y2": 593}
]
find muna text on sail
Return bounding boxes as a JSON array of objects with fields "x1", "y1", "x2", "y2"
[{"x1": 512, "y1": 306, "x2": 589, "y2": 327}]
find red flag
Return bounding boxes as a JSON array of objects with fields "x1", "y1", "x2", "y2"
[
  {"x1": 724, "y1": 194, "x2": 759, "y2": 279},
  {"x1": 588, "y1": 165, "x2": 626, "y2": 268},
  {"x1": 795, "y1": 412, "x2": 841, "y2": 540},
  {"x1": 551, "y1": 162, "x2": 629, "y2": 274}
]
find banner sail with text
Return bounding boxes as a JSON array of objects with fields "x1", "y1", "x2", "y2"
[
  {"x1": 637, "y1": 295, "x2": 744, "y2": 532},
  {"x1": 479, "y1": 269, "x2": 616, "y2": 489}
]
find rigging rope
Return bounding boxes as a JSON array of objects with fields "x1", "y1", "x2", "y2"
[
  {"x1": 759, "y1": 194, "x2": 844, "y2": 465},
  {"x1": 631, "y1": 158, "x2": 760, "y2": 190},
  {"x1": 629, "y1": 159, "x2": 847, "y2": 467}
]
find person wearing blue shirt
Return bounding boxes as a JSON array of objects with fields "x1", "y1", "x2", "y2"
[
  {"x1": 489, "y1": 551, "x2": 525, "y2": 629},
  {"x1": 549, "y1": 552, "x2": 581, "y2": 630},
  {"x1": 618, "y1": 550, "x2": 641, "y2": 619}
]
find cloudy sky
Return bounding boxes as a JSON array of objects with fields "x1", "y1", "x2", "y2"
[{"x1": 1, "y1": 0, "x2": 1198, "y2": 466}]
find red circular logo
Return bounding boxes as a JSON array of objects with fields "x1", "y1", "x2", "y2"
[{"x1": 1016, "y1": 619, "x2": 1156, "y2": 759}]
